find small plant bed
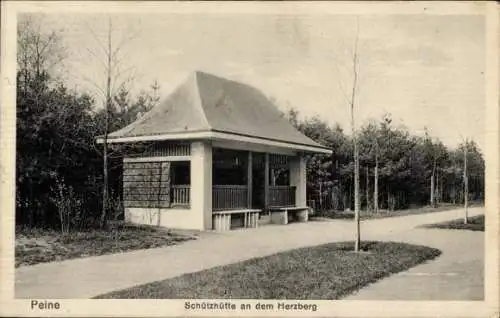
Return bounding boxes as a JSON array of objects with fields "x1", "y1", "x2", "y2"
[
  {"x1": 313, "y1": 204, "x2": 468, "y2": 221},
  {"x1": 421, "y1": 214, "x2": 484, "y2": 232},
  {"x1": 15, "y1": 223, "x2": 196, "y2": 267},
  {"x1": 95, "y1": 241, "x2": 441, "y2": 299}
]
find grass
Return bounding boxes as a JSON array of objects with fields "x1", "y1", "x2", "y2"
[
  {"x1": 15, "y1": 223, "x2": 197, "y2": 267},
  {"x1": 95, "y1": 241, "x2": 441, "y2": 299},
  {"x1": 421, "y1": 214, "x2": 485, "y2": 232},
  {"x1": 313, "y1": 204, "x2": 474, "y2": 221}
]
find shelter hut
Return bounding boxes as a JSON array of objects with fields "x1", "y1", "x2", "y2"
[{"x1": 97, "y1": 71, "x2": 332, "y2": 231}]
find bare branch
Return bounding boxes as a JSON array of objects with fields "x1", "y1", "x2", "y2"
[
  {"x1": 37, "y1": 31, "x2": 59, "y2": 58},
  {"x1": 110, "y1": 28, "x2": 140, "y2": 63},
  {"x1": 111, "y1": 67, "x2": 142, "y2": 98},
  {"x1": 114, "y1": 64, "x2": 136, "y2": 82},
  {"x1": 83, "y1": 19, "x2": 109, "y2": 57},
  {"x1": 358, "y1": 38, "x2": 369, "y2": 56},
  {"x1": 85, "y1": 46, "x2": 109, "y2": 71},
  {"x1": 350, "y1": 20, "x2": 360, "y2": 113},
  {"x1": 332, "y1": 63, "x2": 351, "y2": 106},
  {"x1": 79, "y1": 75, "x2": 107, "y2": 99},
  {"x1": 111, "y1": 51, "x2": 136, "y2": 76}
]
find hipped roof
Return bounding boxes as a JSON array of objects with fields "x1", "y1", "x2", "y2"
[{"x1": 106, "y1": 71, "x2": 331, "y2": 153}]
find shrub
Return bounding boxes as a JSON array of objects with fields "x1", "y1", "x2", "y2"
[{"x1": 50, "y1": 178, "x2": 83, "y2": 235}]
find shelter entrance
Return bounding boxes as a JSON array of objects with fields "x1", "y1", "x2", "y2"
[{"x1": 212, "y1": 148, "x2": 295, "y2": 211}]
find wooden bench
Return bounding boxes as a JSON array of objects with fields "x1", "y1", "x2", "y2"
[
  {"x1": 212, "y1": 209, "x2": 261, "y2": 232},
  {"x1": 269, "y1": 206, "x2": 309, "y2": 225}
]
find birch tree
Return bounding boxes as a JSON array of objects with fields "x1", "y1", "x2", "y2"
[
  {"x1": 335, "y1": 20, "x2": 363, "y2": 251},
  {"x1": 359, "y1": 121, "x2": 380, "y2": 214},
  {"x1": 420, "y1": 129, "x2": 445, "y2": 208},
  {"x1": 374, "y1": 133, "x2": 379, "y2": 213},
  {"x1": 463, "y1": 137, "x2": 469, "y2": 224},
  {"x1": 81, "y1": 17, "x2": 139, "y2": 228}
]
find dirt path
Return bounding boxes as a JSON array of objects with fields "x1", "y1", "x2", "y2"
[{"x1": 15, "y1": 207, "x2": 484, "y2": 299}]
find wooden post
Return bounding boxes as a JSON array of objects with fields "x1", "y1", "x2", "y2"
[
  {"x1": 191, "y1": 141, "x2": 212, "y2": 230},
  {"x1": 157, "y1": 163, "x2": 163, "y2": 227},
  {"x1": 247, "y1": 151, "x2": 253, "y2": 209},
  {"x1": 264, "y1": 153, "x2": 269, "y2": 211}
]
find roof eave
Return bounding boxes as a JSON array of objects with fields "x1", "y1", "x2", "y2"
[{"x1": 95, "y1": 130, "x2": 332, "y2": 155}]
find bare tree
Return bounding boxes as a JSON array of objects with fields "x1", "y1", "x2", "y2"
[
  {"x1": 101, "y1": 20, "x2": 112, "y2": 229},
  {"x1": 80, "y1": 17, "x2": 139, "y2": 228},
  {"x1": 346, "y1": 22, "x2": 362, "y2": 252},
  {"x1": 374, "y1": 139, "x2": 379, "y2": 214},
  {"x1": 17, "y1": 15, "x2": 66, "y2": 94},
  {"x1": 463, "y1": 138, "x2": 469, "y2": 224},
  {"x1": 351, "y1": 24, "x2": 362, "y2": 252},
  {"x1": 430, "y1": 155, "x2": 437, "y2": 208},
  {"x1": 423, "y1": 129, "x2": 439, "y2": 209},
  {"x1": 365, "y1": 166, "x2": 369, "y2": 211},
  {"x1": 17, "y1": 15, "x2": 69, "y2": 226},
  {"x1": 334, "y1": 19, "x2": 363, "y2": 252}
]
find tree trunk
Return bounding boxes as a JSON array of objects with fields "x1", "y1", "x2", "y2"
[
  {"x1": 100, "y1": 20, "x2": 113, "y2": 229},
  {"x1": 342, "y1": 191, "x2": 347, "y2": 211},
  {"x1": 454, "y1": 189, "x2": 457, "y2": 204},
  {"x1": 436, "y1": 170, "x2": 440, "y2": 205},
  {"x1": 464, "y1": 143, "x2": 469, "y2": 224},
  {"x1": 452, "y1": 176, "x2": 456, "y2": 204},
  {"x1": 351, "y1": 104, "x2": 360, "y2": 251},
  {"x1": 348, "y1": 23, "x2": 361, "y2": 252},
  {"x1": 374, "y1": 153, "x2": 379, "y2": 213},
  {"x1": 318, "y1": 182, "x2": 323, "y2": 211},
  {"x1": 387, "y1": 187, "x2": 390, "y2": 211},
  {"x1": 348, "y1": 180, "x2": 352, "y2": 210},
  {"x1": 28, "y1": 182, "x2": 34, "y2": 227},
  {"x1": 354, "y1": 139, "x2": 360, "y2": 250},
  {"x1": 443, "y1": 184, "x2": 446, "y2": 203},
  {"x1": 430, "y1": 173, "x2": 434, "y2": 207},
  {"x1": 365, "y1": 166, "x2": 370, "y2": 212},
  {"x1": 350, "y1": 117, "x2": 360, "y2": 251},
  {"x1": 430, "y1": 159, "x2": 436, "y2": 208},
  {"x1": 101, "y1": 140, "x2": 108, "y2": 228}
]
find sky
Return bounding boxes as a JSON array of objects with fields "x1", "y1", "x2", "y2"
[{"x1": 27, "y1": 11, "x2": 485, "y2": 150}]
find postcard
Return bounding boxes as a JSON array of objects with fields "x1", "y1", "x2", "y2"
[{"x1": 1, "y1": 1, "x2": 498, "y2": 317}]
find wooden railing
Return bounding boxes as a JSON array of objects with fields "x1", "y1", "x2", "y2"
[
  {"x1": 171, "y1": 184, "x2": 190, "y2": 206},
  {"x1": 269, "y1": 185, "x2": 296, "y2": 207},
  {"x1": 212, "y1": 185, "x2": 248, "y2": 211}
]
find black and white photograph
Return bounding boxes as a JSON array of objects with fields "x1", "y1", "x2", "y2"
[{"x1": 0, "y1": 1, "x2": 498, "y2": 317}]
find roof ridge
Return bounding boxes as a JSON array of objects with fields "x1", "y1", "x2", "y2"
[{"x1": 192, "y1": 71, "x2": 213, "y2": 131}]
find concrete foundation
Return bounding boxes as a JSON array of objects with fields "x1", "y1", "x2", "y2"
[
  {"x1": 270, "y1": 208, "x2": 309, "y2": 225},
  {"x1": 295, "y1": 208, "x2": 309, "y2": 222},
  {"x1": 270, "y1": 210, "x2": 288, "y2": 225}
]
